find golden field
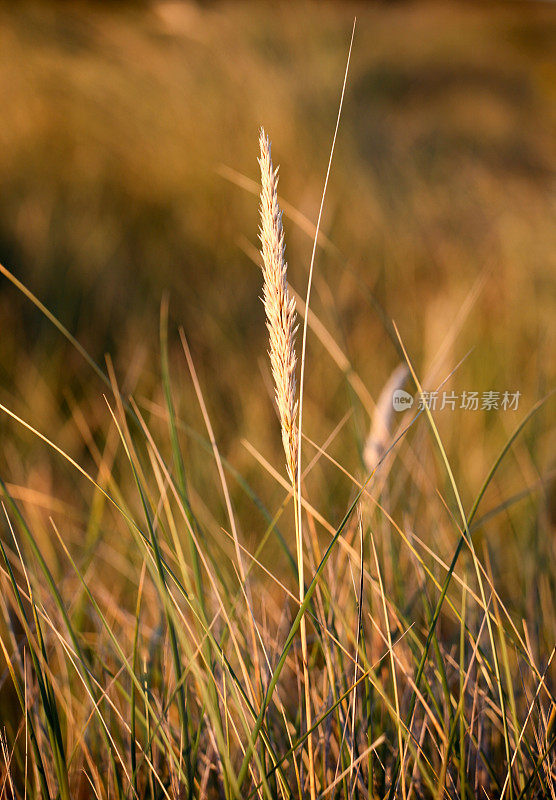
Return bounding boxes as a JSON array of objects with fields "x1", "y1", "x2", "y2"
[{"x1": 0, "y1": 2, "x2": 554, "y2": 798}]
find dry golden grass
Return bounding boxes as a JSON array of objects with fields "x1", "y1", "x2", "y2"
[
  {"x1": 258, "y1": 128, "x2": 299, "y2": 486},
  {"x1": 0, "y1": 3, "x2": 554, "y2": 799}
]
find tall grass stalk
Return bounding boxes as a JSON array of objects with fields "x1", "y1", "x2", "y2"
[{"x1": 258, "y1": 128, "x2": 315, "y2": 799}]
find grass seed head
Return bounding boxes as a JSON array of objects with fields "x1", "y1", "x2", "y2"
[{"x1": 258, "y1": 128, "x2": 298, "y2": 483}]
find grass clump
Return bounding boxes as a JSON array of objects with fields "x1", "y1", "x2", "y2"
[{"x1": 0, "y1": 18, "x2": 555, "y2": 797}]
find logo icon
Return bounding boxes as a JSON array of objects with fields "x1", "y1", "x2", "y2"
[{"x1": 392, "y1": 389, "x2": 413, "y2": 411}]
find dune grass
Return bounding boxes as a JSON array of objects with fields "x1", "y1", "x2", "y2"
[
  {"x1": 1, "y1": 132, "x2": 555, "y2": 796},
  {"x1": 0, "y1": 2, "x2": 555, "y2": 798}
]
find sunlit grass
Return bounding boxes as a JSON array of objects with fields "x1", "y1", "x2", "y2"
[
  {"x1": 0, "y1": 225, "x2": 554, "y2": 797},
  {"x1": 0, "y1": 2, "x2": 555, "y2": 797}
]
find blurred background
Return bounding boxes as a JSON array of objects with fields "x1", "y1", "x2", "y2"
[{"x1": 0, "y1": 0, "x2": 554, "y2": 576}]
